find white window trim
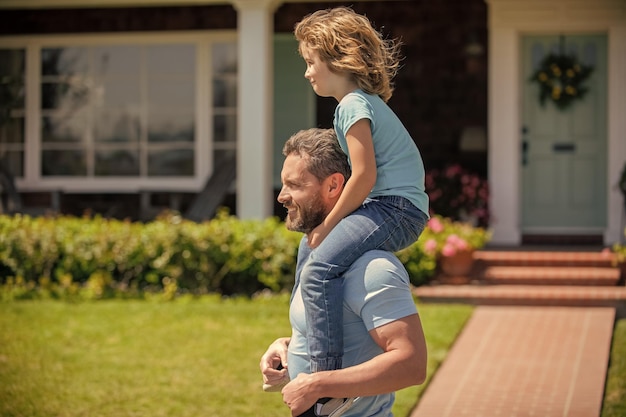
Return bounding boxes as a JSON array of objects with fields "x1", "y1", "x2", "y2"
[{"x1": 0, "y1": 30, "x2": 237, "y2": 193}]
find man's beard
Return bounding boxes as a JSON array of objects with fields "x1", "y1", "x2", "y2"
[{"x1": 284, "y1": 195, "x2": 326, "y2": 234}]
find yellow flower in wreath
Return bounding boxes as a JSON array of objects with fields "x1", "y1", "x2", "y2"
[{"x1": 529, "y1": 52, "x2": 593, "y2": 110}]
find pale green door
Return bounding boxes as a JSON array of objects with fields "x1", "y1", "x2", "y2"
[
  {"x1": 273, "y1": 35, "x2": 315, "y2": 188},
  {"x1": 521, "y1": 34, "x2": 607, "y2": 231}
]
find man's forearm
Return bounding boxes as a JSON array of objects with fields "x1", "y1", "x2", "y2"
[
  {"x1": 290, "y1": 314, "x2": 427, "y2": 399},
  {"x1": 313, "y1": 347, "x2": 425, "y2": 398}
]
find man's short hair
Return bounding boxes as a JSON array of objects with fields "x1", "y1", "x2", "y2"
[{"x1": 282, "y1": 128, "x2": 351, "y2": 183}]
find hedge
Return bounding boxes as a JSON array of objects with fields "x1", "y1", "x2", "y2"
[{"x1": 0, "y1": 210, "x2": 435, "y2": 300}]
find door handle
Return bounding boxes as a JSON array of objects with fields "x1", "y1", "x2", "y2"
[
  {"x1": 522, "y1": 140, "x2": 529, "y2": 166},
  {"x1": 521, "y1": 125, "x2": 529, "y2": 167}
]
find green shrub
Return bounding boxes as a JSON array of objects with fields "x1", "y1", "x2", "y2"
[
  {"x1": 612, "y1": 232, "x2": 626, "y2": 266},
  {"x1": 0, "y1": 209, "x2": 449, "y2": 299},
  {"x1": 0, "y1": 210, "x2": 304, "y2": 299},
  {"x1": 0, "y1": 215, "x2": 59, "y2": 282},
  {"x1": 612, "y1": 229, "x2": 626, "y2": 284},
  {"x1": 396, "y1": 241, "x2": 437, "y2": 287}
]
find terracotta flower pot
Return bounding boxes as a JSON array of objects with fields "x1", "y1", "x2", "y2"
[{"x1": 440, "y1": 249, "x2": 475, "y2": 277}]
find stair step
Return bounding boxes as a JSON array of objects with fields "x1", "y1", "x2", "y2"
[
  {"x1": 416, "y1": 248, "x2": 626, "y2": 308},
  {"x1": 475, "y1": 250, "x2": 615, "y2": 268},
  {"x1": 480, "y1": 266, "x2": 620, "y2": 286},
  {"x1": 413, "y1": 284, "x2": 626, "y2": 309}
]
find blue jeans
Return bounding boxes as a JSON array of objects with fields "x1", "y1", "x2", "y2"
[{"x1": 296, "y1": 195, "x2": 428, "y2": 373}]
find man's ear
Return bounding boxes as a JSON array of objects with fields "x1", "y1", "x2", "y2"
[{"x1": 326, "y1": 173, "x2": 346, "y2": 198}]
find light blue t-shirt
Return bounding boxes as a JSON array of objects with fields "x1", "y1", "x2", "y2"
[
  {"x1": 287, "y1": 250, "x2": 418, "y2": 417},
  {"x1": 333, "y1": 89, "x2": 429, "y2": 215}
]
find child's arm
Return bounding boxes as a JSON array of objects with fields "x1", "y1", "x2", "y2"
[{"x1": 308, "y1": 118, "x2": 377, "y2": 248}]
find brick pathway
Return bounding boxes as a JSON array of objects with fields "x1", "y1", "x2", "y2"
[{"x1": 411, "y1": 306, "x2": 615, "y2": 417}]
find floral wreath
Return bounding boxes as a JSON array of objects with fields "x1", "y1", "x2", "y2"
[{"x1": 529, "y1": 53, "x2": 593, "y2": 110}]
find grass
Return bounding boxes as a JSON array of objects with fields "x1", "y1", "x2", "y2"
[
  {"x1": 0, "y1": 297, "x2": 472, "y2": 417},
  {"x1": 602, "y1": 316, "x2": 626, "y2": 417}
]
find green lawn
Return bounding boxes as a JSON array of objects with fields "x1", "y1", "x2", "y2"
[
  {"x1": 0, "y1": 297, "x2": 472, "y2": 417},
  {"x1": 602, "y1": 316, "x2": 626, "y2": 417}
]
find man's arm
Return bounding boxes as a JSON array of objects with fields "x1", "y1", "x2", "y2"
[{"x1": 281, "y1": 313, "x2": 427, "y2": 415}]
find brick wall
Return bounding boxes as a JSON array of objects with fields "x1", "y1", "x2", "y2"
[
  {"x1": 0, "y1": 5, "x2": 237, "y2": 33},
  {"x1": 276, "y1": 1, "x2": 488, "y2": 174}
]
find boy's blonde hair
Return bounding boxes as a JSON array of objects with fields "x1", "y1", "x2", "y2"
[{"x1": 294, "y1": 6, "x2": 401, "y2": 103}]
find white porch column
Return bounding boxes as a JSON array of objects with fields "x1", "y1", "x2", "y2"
[
  {"x1": 606, "y1": 24, "x2": 626, "y2": 244},
  {"x1": 488, "y1": 27, "x2": 522, "y2": 245},
  {"x1": 231, "y1": 0, "x2": 280, "y2": 219}
]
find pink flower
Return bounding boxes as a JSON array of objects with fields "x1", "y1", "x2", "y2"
[
  {"x1": 441, "y1": 243, "x2": 457, "y2": 257},
  {"x1": 455, "y1": 238, "x2": 469, "y2": 251},
  {"x1": 445, "y1": 234, "x2": 469, "y2": 251},
  {"x1": 425, "y1": 164, "x2": 490, "y2": 227},
  {"x1": 428, "y1": 217, "x2": 444, "y2": 233},
  {"x1": 446, "y1": 234, "x2": 461, "y2": 245},
  {"x1": 445, "y1": 164, "x2": 462, "y2": 178},
  {"x1": 429, "y1": 189, "x2": 442, "y2": 201},
  {"x1": 424, "y1": 239, "x2": 438, "y2": 256}
]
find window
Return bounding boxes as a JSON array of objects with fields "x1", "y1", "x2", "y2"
[
  {"x1": 0, "y1": 48, "x2": 25, "y2": 177},
  {"x1": 0, "y1": 34, "x2": 237, "y2": 191},
  {"x1": 40, "y1": 44, "x2": 196, "y2": 178},
  {"x1": 211, "y1": 42, "x2": 237, "y2": 166}
]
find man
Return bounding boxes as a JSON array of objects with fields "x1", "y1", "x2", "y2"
[{"x1": 260, "y1": 128, "x2": 427, "y2": 417}]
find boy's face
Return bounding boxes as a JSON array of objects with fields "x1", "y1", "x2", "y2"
[{"x1": 301, "y1": 45, "x2": 343, "y2": 100}]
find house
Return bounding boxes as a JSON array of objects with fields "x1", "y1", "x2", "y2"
[{"x1": 0, "y1": 0, "x2": 624, "y2": 247}]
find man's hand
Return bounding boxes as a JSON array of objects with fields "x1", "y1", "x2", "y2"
[
  {"x1": 282, "y1": 373, "x2": 320, "y2": 416},
  {"x1": 259, "y1": 337, "x2": 290, "y2": 387}
]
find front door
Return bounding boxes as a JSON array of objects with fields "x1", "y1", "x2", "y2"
[{"x1": 521, "y1": 34, "x2": 607, "y2": 233}]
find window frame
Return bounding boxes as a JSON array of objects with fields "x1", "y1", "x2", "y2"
[{"x1": 0, "y1": 31, "x2": 237, "y2": 193}]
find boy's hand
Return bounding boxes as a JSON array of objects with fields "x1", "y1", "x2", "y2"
[{"x1": 308, "y1": 224, "x2": 330, "y2": 248}]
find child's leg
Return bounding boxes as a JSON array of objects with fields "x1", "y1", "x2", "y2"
[{"x1": 301, "y1": 197, "x2": 428, "y2": 373}]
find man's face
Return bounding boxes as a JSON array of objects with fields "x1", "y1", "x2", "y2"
[{"x1": 277, "y1": 153, "x2": 327, "y2": 234}]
